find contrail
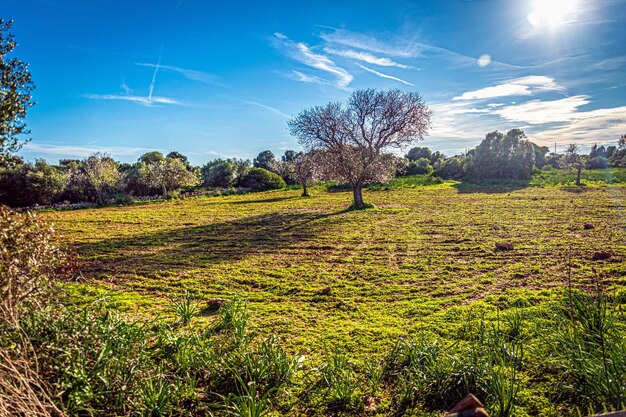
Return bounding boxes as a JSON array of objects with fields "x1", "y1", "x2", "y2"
[{"x1": 147, "y1": 48, "x2": 163, "y2": 104}]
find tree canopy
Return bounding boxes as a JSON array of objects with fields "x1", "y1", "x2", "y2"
[
  {"x1": 0, "y1": 19, "x2": 35, "y2": 164},
  {"x1": 288, "y1": 89, "x2": 431, "y2": 208}
]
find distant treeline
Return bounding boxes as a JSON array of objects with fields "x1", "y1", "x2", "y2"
[{"x1": 1, "y1": 130, "x2": 625, "y2": 208}]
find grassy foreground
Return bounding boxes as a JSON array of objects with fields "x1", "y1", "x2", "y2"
[{"x1": 40, "y1": 173, "x2": 626, "y2": 415}]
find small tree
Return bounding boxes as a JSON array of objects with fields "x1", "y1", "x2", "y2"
[
  {"x1": 563, "y1": 144, "x2": 587, "y2": 186},
  {"x1": 166, "y1": 151, "x2": 192, "y2": 169},
  {"x1": 138, "y1": 151, "x2": 165, "y2": 165},
  {"x1": 288, "y1": 89, "x2": 431, "y2": 209},
  {"x1": 140, "y1": 157, "x2": 199, "y2": 199},
  {"x1": 293, "y1": 151, "x2": 321, "y2": 197},
  {"x1": 253, "y1": 150, "x2": 277, "y2": 172},
  {"x1": 406, "y1": 146, "x2": 432, "y2": 162},
  {"x1": 0, "y1": 19, "x2": 35, "y2": 164},
  {"x1": 83, "y1": 152, "x2": 120, "y2": 204}
]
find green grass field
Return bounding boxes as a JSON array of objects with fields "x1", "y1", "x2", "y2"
[{"x1": 45, "y1": 174, "x2": 626, "y2": 362}]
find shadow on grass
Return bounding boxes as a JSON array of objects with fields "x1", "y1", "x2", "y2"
[
  {"x1": 75, "y1": 210, "x2": 348, "y2": 278},
  {"x1": 453, "y1": 180, "x2": 530, "y2": 194},
  {"x1": 229, "y1": 195, "x2": 301, "y2": 205}
]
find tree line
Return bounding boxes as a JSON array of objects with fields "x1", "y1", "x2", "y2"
[{"x1": 2, "y1": 18, "x2": 625, "y2": 210}]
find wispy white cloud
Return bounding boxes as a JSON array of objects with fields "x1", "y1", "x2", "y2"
[
  {"x1": 323, "y1": 47, "x2": 409, "y2": 68},
  {"x1": 534, "y1": 106, "x2": 626, "y2": 145},
  {"x1": 590, "y1": 55, "x2": 626, "y2": 70},
  {"x1": 84, "y1": 93, "x2": 181, "y2": 106},
  {"x1": 453, "y1": 76, "x2": 563, "y2": 100},
  {"x1": 291, "y1": 70, "x2": 329, "y2": 85},
  {"x1": 136, "y1": 62, "x2": 218, "y2": 84},
  {"x1": 318, "y1": 27, "x2": 528, "y2": 70},
  {"x1": 240, "y1": 99, "x2": 290, "y2": 119},
  {"x1": 318, "y1": 27, "x2": 419, "y2": 58},
  {"x1": 121, "y1": 79, "x2": 131, "y2": 95},
  {"x1": 356, "y1": 64, "x2": 414, "y2": 86},
  {"x1": 22, "y1": 142, "x2": 163, "y2": 159},
  {"x1": 493, "y1": 95, "x2": 590, "y2": 124},
  {"x1": 428, "y1": 101, "x2": 494, "y2": 140},
  {"x1": 273, "y1": 33, "x2": 353, "y2": 89}
]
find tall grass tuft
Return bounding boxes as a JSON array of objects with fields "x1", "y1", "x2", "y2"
[
  {"x1": 547, "y1": 273, "x2": 626, "y2": 412},
  {"x1": 169, "y1": 289, "x2": 199, "y2": 325},
  {"x1": 317, "y1": 347, "x2": 359, "y2": 411}
]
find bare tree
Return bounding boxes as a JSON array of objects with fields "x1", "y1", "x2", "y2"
[
  {"x1": 563, "y1": 144, "x2": 586, "y2": 186},
  {"x1": 83, "y1": 152, "x2": 120, "y2": 204},
  {"x1": 288, "y1": 89, "x2": 431, "y2": 208},
  {"x1": 293, "y1": 151, "x2": 322, "y2": 197},
  {"x1": 618, "y1": 134, "x2": 626, "y2": 150}
]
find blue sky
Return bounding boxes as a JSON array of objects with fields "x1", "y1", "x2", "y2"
[{"x1": 5, "y1": 0, "x2": 626, "y2": 165}]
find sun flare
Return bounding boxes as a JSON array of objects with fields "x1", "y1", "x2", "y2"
[{"x1": 527, "y1": 0, "x2": 579, "y2": 28}]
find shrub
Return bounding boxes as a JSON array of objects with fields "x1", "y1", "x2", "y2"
[
  {"x1": 0, "y1": 160, "x2": 67, "y2": 207},
  {"x1": 405, "y1": 157, "x2": 433, "y2": 175},
  {"x1": 240, "y1": 168, "x2": 286, "y2": 191},
  {"x1": 0, "y1": 207, "x2": 60, "y2": 324},
  {"x1": 588, "y1": 156, "x2": 609, "y2": 170},
  {"x1": 435, "y1": 157, "x2": 465, "y2": 179}
]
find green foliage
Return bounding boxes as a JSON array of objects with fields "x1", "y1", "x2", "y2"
[
  {"x1": 405, "y1": 157, "x2": 433, "y2": 175},
  {"x1": 139, "y1": 156, "x2": 200, "y2": 198},
  {"x1": 406, "y1": 146, "x2": 432, "y2": 162},
  {"x1": 253, "y1": 150, "x2": 277, "y2": 172},
  {"x1": 202, "y1": 158, "x2": 250, "y2": 188},
  {"x1": 240, "y1": 167, "x2": 286, "y2": 191},
  {"x1": 434, "y1": 156, "x2": 465, "y2": 179},
  {"x1": 546, "y1": 285, "x2": 626, "y2": 412},
  {"x1": 317, "y1": 348, "x2": 359, "y2": 410},
  {"x1": 169, "y1": 289, "x2": 198, "y2": 325},
  {"x1": 466, "y1": 129, "x2": 536, "y2": 180},
  {"x1": 0, "y1": 19, "x2": 35, "y2": 163},
  {"x1": 82, "y1": 152, "x2": 121, "y2": 204},
  {"x1": 0, "y1": 159, "x2": 66, "y2": 206},
  {"x1": 589, "y1": 156, "x2": 609, "y2": 169}
]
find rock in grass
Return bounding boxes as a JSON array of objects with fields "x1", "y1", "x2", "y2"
[
  {"x1": 583, "y1": 223, "x2": 594, "y2": 230},
  {"x1": 495, "y1": 242, "x2": 514, "y2": 251},
  {"x1": 316, "y1": 286, "x2": 332, "y2": 296},
  {"x1": 444, "y1": 393, "x2": 489, "y2": 417},
  {"x1": 362, "y1": 395, "x2": 379, "y2": 412},
  {"x1": 592, "y1": 251, "x2": 611, "y2": 261},
  {"x1": 205, "y1": 298, "x2": 229, "y2": 311}
]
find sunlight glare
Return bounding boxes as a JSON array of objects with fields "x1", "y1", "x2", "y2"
[{"x1": 527, "y1": 0, "x2": 578, "y2": 29}]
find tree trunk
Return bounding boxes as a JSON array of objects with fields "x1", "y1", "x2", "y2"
[
  {"x1": 95, "y1": 188, "x2": 103, "y2": 205},
  {"x1": 576, "y1": 167, "x2": 582, "y2": 186},
  {"x1": 162, "y1": 183, "x2": 168, "y2": 199},
  {"x1": 301, "y1": 183, "x2": 309, "y2": 197},
  {"x1": 352, "y1": 182, "x2": 365, "y2": 209}
]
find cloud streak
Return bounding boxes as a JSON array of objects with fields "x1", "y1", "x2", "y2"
[
  {"x1": 356, "y1": 64, "x2": 414, "y2": 86},
  {"x1": 240, "y1": 99, "x2": 290, "y2": 118},
  {"x1": 84, "y1": 93, "x2": 181, "y2": 106},
  {"x1": 136, "y1": 62, "x2": 219, "y2": 84},
  {"x1": 273, "y1": 32, "x2": 353, "y2": 89},
  {"x1": 318, "y1": 27, "x2": 529, "y2": 70},
  {"x1": 324, "y1": 47, "x2": 409, "y2": 68}
]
